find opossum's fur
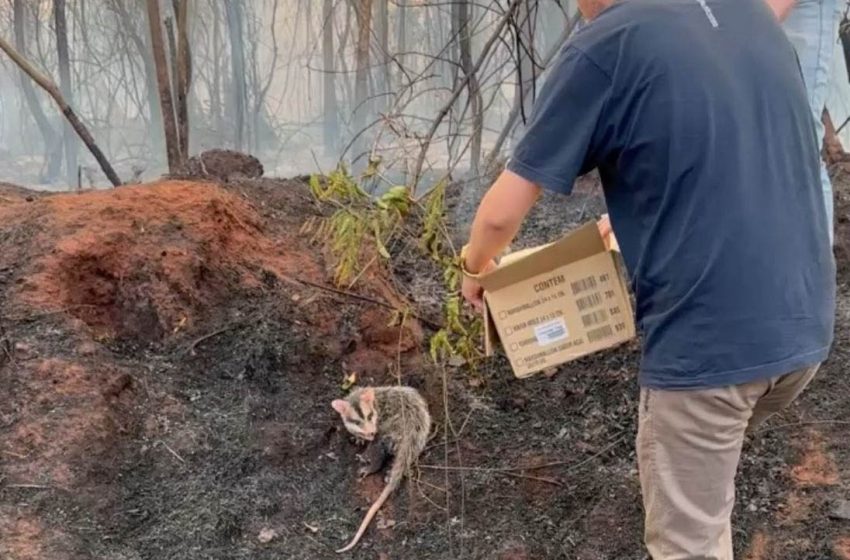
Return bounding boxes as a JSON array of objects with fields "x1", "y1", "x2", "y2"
[{"x1": 331, "y1": 386, "x2": 431, "y2": 553}]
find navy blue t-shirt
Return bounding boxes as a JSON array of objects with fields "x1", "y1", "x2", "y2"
[{"x1": 507, "y1": 0, "x2": 836, "y2": 389}]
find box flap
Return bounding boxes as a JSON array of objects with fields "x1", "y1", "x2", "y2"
[
  {"x1": 479, "y1": 222, "x2": 605, "y2": 292},
  {"x1": 482, "y1": 294, "x2": 499, "y2": 357},
  {"x1": 498, "y1": 242, "x2": 553, "y2": 266}
]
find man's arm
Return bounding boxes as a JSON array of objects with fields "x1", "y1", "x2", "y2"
[
  {"x1": 460, "y1": 171, "x2": 540, "y2": 310},
  {"x1": 462, "y1": 170, "x2": 541, "y2": 274},
  {"x1": 764, "y1": 0, "x2": 795, "y2": 21},
  {"x1": 460, "y1": 46, "x2": 612, "y2": 309}
]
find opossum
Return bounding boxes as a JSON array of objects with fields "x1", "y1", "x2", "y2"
[{"x1": 331, "y1": 386, "x2": 431, "y2": 553}]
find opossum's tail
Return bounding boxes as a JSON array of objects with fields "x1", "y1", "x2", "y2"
[{"x1": 335, "y1": 442, "x2": 412, "y2": 553}]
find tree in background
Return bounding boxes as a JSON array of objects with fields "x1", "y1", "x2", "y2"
[
  {"x1": 352, "y1": 0, "x2": 372, "y2": 157},
  {"x1": 224, "y1": 0, "x2": 246, "y2": 151},
  {"x1": 145, "y1": 0, "x2": 191, "y2": 173},
  {"x1": 53, "y1": 0, "x2": 78, "y2": 186},
  {"x1": 14, "y1": 0, "x2": 62, "y2": 182},
  {"x1": 322, "y1": 0, "x2": 338, "y2": 153}
]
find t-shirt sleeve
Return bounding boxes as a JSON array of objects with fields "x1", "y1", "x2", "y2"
[{"x1": 506, "y1": 46, "x2": 612, "y2": 195}]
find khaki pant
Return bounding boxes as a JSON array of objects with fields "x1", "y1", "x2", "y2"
[{"x1": 637, "y1": 364, "x2": 820, "y2": 560}]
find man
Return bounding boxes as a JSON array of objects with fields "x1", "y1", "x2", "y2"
[
  {"x1": 769, "y1": 0, "x2": 841, "y2": 244},
  {"x1": 460, "y1": 0, "x2": 836, "y2": 558}
]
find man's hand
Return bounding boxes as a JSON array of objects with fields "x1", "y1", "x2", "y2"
[
  {"x1": 597, "y1": 214, "x2": 612, "y2": 239},
  {"x1": 598, "y1": 213, "x2": 619, "y2": 251},
  {"x1": 763, "y1": 0, "x2": 795, "y2": 21},
  {"x1": 461, "y1": 259, "x2": 497, "y2": 311}
]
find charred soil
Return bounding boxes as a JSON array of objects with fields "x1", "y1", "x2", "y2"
[{"x1": 0, "y1": 173, "x2": 847, "y2": 560}]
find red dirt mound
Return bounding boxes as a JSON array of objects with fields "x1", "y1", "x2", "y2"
[
  {"x1": 10, "y1": 181, "x2": 298, "y2": 341},
  {"x1": 2, "y1": 180, "x2": 419, "y2": 354}
]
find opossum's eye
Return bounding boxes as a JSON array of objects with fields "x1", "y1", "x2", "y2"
[
  {"x1": 349, "y1": 417, "x2": 363, "y2": 427},
  {"x1": 366, "y1": 412, "x2": 374, "y2": 421}
]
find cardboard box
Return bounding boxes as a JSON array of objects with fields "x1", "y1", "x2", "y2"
[{"x1": 479, "y1": 221, "x2": 635, "y2": 378}]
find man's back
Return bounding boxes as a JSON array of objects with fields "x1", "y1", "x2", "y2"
[{"x1": 508, "y1": 0, "x2": 835, "y2": 388}]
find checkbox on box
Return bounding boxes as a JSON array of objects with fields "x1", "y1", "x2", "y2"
[
  {"x1": 510, "y1": 343, "x2": 518, "y2": 351},
  {"x1": 505, "y1": 327, "x2": 513, "y2": 335},
  {"x1": 499, "y1": 311, "x2": 507, "y2": 319}
]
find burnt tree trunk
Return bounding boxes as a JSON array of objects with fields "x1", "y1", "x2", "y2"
[
  {"x1": 352, "y1": 0, "x2": 373, "y2": 156},
  {"x1": 211, "y1": 2, "x2": 223, "y2": 133},
  {"x1": 396, "y1": 1, "x2": 406, "y2": 91},
  {"x1": 322, "y1": 0, "x2": 338, "y2": 153},
  {"x1": 54, "y1": 0, "x2": 78, "y2": 186},
  {"x1": 225, "y1": 0, "x2": 247, "y2": 151},
  {"x1": 173, "y1": 0, "x2": 191, "y2": 158},
  {"x1": 375, "y1": 0, "x2": 389, "y2": 112},
  {"x1": 458, "y1": 0, "x2": 482, "y2": 176},
  {"x1": 0, "y1": 36, "x2": 121, "y2": 186},
  {"x1": 146, "y1": 0, "x2": 181, "y2": 172},
  {"x1": 14, "y1": 0, "x2": 62, "y2": 181}
]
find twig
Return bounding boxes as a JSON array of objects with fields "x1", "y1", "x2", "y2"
[
  {"x1": 419, "y1": 463, "x2": 562, "y2": 486},
  {"x1": 424, "y1": 438, "x2": 461, "y2": 453},
  {"x1": 2, "y1": 449, "x2": 27, "y2": 459},
  {"x1": 5, "y1": 304, "x2": 98, "y2": 323},
  {"x1": 440, "y1": 362, "x2": 454, "y2": 557},
  {"x1": 345, "y1": 254, "x2": 378, "y2": 290},
  {"x1": 157, "y1": 440, "x2": 186, "y2": 464},
  {"x1": 395, "y1": 308, "x2": 408, "y2": 385},
  {"x1": 754, "y1": 420, "x2": 850, "y2": 434},
  {"x1": 416, "y1": 478, "x2": 448, "y2": 494},
  {"x1": 294, "y1": 277, "x2": 442, "y2": 330},
  {"x1": 3, "y1": 482, "x2": 71, "y2": 493},
  {"x1": 511, "y1": 435, "x2": 627, "y2": 474},
  {"x1": 186, "y1": 323, "x2": 241, "y2": 354},
  {"x1": 499, "y1": 471, "x2": 563, "y2": 486},
  {"x1": 0, "y1": 338, "x2": 14, "y2": 367},
  {"x1": 419, "y1": 435, "x2": 626, "y2": 475},
  {"x1": 295, "y1": 277, "x2": 398, "y2": 309}
]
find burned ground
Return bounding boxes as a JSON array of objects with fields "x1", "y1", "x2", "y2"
[{"x1": 0, "y1": 173, "x2": 848, "y2": 560}]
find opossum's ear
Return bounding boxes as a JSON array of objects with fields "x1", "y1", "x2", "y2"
[
  {"x1": 331, "y1": 399, "x2": 350, "y2": 416},
  {"x1": 360, "y1": 388, "x2": 375, "y2": 407}
]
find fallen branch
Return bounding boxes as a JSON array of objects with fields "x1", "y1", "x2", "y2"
[
  {"x1": 0, "y1": 35, "x2": 122, "y2": 187},
  {"x1": 293, "y1": 277, "x2": 443, "y2": 330}
]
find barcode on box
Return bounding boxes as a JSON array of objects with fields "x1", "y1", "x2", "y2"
[
  {"x1": 587, "y1": 325, "x2": 614, "y2": 343},
  {"x1": 533, "y1": 318, "x2": 569, "y2": 346},
  {"x1": 571, "y1": 276, "x2": 598, "y2": 295},
  {"x1": 581, "y1": 309, "x2": 608, "y2": 328},
  {"x1": 576, "y1": 292, "x2": 603, "y2": 311}
]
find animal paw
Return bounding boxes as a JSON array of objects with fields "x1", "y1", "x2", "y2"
[
  {"x1": 357, "y1": 466, "x2": 371, "y2": 480},
  {"x1": 356, "y1": 453, "x2": 369, "y2": 465}
]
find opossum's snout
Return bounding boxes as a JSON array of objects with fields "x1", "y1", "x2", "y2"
[{"x1": 331, "y1": 388, "x2": 379, "y2": 442}]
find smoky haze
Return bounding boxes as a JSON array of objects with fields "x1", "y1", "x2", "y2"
[{"x1": 0, "y1": 0, "x2": 577, "y2": 193}]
